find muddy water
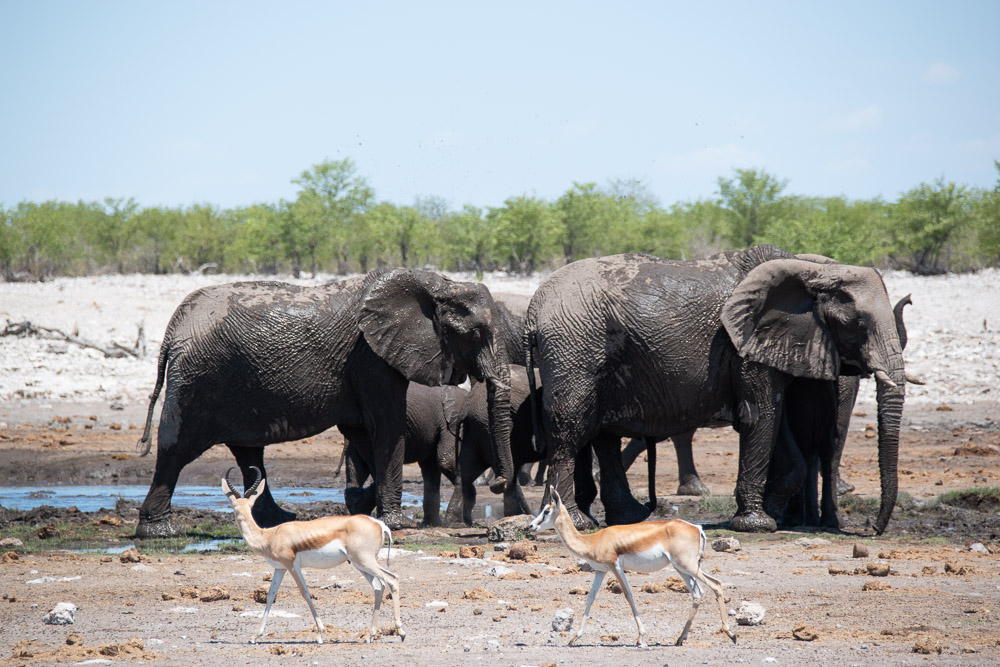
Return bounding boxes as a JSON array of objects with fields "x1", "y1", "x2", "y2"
[{"x1": 0, "y1": 485, "x2": 424, "y2": 512}]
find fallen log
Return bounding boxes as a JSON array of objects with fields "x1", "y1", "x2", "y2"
[{"x1": 2, "y1": 320, "x2": 146, "y2": 359}]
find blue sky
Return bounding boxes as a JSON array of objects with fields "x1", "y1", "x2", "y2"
[{"x1": 2, "y1": 1, "x2": 998, "y2": 210}]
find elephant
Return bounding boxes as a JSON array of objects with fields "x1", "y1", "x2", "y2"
[
  {"x1": 522, "y1": 245, "x2": 906, "y2": 534},
  {"x1": 341, "y1": 382, "x2": 468, "y2": 527},
  {"x1": 451, "y1": 364, "x2": 543, "y2": 526},
  {"x1": 133, "y1": 268, "x2": 515, "y2": 538},
  {"x1": 764, "y1": 293, "x2": 916, "y2": 529}
]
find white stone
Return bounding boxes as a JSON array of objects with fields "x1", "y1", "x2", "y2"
[
  {"x1": 712, "y1": 537, "x2": 742, "y2": 552},
  {"x1": 552, "y1": 607, "x2": 575, "y2": 632},
  {"x1": 485, "y1": 565, "x2": 514, "y2": 577},
  {"x1": 42, "y1": 602, "x2": 76, "y2": 625},
  {"x1": 735, "y1": 600, "x2": 766, "y2": 626}
]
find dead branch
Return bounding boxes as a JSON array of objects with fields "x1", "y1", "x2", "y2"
[{"x1": 2, "y1": 320, "x2": 146, "y2": 359}]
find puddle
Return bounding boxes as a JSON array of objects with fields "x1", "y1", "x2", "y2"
[{"x1": 0, "y1": 485, "x2": 424, "y2": 513}]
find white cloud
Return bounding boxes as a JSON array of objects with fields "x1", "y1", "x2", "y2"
[
  {"x1": 829, "y1": 106, "x2": 882, "y2": 132},
  {"x1": 923, "y1": 62, "x2": 960, "y2": 84}
]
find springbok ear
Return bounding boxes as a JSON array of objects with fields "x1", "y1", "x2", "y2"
[
  {"x1": 359, "y1": 269, "x2": 451, "y2": 386},
  {"x1": 721, "y1": 259, "x2": 839, "y2": 380}
]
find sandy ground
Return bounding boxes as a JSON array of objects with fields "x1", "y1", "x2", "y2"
[{"x1": 1, "y1": 268, "x2": 999, "y2": 664}]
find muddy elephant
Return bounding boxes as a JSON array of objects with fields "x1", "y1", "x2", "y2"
[
  {"x1": 341, "y1": 382, "x2": 468, "y2": 527},
  {"x1": 451, "y1": 364, "x2": 543, "y2": 526},
  {"x1": 523, "y1": 245, "x2": 905, "y2": 534},
  {"x1": 134, "y1": 268, "x2": 514, "y2": 537}
]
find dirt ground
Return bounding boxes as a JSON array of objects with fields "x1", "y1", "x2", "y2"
[{"x1": 1, "y1": 399, "x2": 999, "y2": 665}]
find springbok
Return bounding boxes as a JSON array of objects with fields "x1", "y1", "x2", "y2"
[
  {"x1": 529, "y1": 486, "x2": 736, "y2": 647},
  {"x1": 222, "y1": 466, "x2": 405, "y2": 644}
]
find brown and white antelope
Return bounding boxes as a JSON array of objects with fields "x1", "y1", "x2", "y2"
[
  {"x1": 222, "y1": 466, "x2": 405, "y2": 644},
  {"x1": 529, "y1": 487, "x2": 736, "y2": 647}
]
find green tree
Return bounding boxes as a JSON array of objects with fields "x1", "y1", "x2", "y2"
[
  {"x1": 90, "y1": 197, "x2": 141, "y2": 272},
  {"x1": 761, "y1": 196, "x2": 889, "y2": 265},
  {"x1": 440, "y1": 205, "x2": 495, "y2": 273},
  {"x1": 291, "y1": 159, "x2": 373, "y2": 275},
  {"x1": 890, "y1": 177, "x2": 974, "y2": 274},
  {"x1": 488, "y1": 195, "x2": 561, "y2": 274},
  {"x1": 554, "y1": 182, "x2": 606, "y2": 262},
  {"x1": 716, "y1": 168, "x2": 792, "y2": 247}
]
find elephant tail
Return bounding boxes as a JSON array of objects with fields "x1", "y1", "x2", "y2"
[
  {"x1": 136, "y1": 334, "x2": 170, "y2": 457},
  {"x1": 524, "y1": 327, "x2": 545, "y2": 459}
]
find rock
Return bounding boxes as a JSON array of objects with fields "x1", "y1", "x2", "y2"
[
  {"x1": 507, "y1": 541, "x2": 537, "y2": 560},
  {"x1": 793, "y1": 625, "x2": 819, "y2": 641},
  {"x1": 119, "y1": 548, "x2": 142, "y2": 563},
  {"x1": 252, "y1": 587, "x2": 269, "y2": 603},
  {"x1": 852, "y1": 543, "x2": 870, "y2": 558},
  {"x1": 863, "y1": 580, "x2": 891, "y2": 591},
  {"x1": 552, "y1": 607, "x2": 575, "y2": 632},
  {"x1": 968, "y1": 543, "x2": 989, "y2": 553},
  {"x1": 462, "y1": 587, "x2": 495, "y2": 600},
  {"x1": 198, "y1": 586, "x2": 230, "y2": 602},
  {"x1": 794, "y1": 537, "x2": 831, "y2": 548},
  {"x1": 866, "y1": 563, "x2": 890, "y2": 577},
  {"x1": 2, "y1": 551, "x2": 19, "y2": 564},
  {"x1": 735, "y1": 601, "x2": 765, "y2": 626},
  {"x1": 0, "y1": 537, "x2": 24, "y2": 548},
  {"x1": 945, "y1": 562, "x2": 975, "y2": 575},
  {"x1": 43, "y1": 602, "x2": 77, "y2": 625},
  {"x1": 459, "y1": 545, "x2": 486, "y2": 559},
  {"x1": 913, "y1": 638, "x2": 943, "y2": 654},
  {"x1": 712, "y1": 537, "x2": 742, "y2": 552},
  {"x1": 487, "y1": 515, "x2": 534, "y2": 542},
  {"x1": 953, "y1": 443, "x2": 1000, "y2": 456},
  {"x1": 97, "y1": 515, "x2": 122, "y2": 526},
  {"x1": 179, "y1": 585, "x2": 200, "y2": 598},
  {"x1": 493, "y1": 542, "x2": 510, "y2": 551},
  {"x1": 65, "y1": 632, "x2": 84, "y2": 645},
  {"x1": 921, "y1": 565, "x2": 937, "y2": 575},
  {"x1": 828, "y1": 565, "x2": 848, "y2": 575},
  {"x1": 485, "y1": 565, "x2": 514, "y2": 577}
]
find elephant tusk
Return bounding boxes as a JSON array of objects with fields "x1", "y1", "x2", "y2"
[
  {"x1": 905, "y1": 372, "x2": 926, "y2": 386},
  {"x1": 873, "y1": 370, "x2": 897, "y2": 388}
]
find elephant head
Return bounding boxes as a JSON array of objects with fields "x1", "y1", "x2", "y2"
[
  {"x1": 358, "y1": 269, "x2": 515, "y2": 488},
  {"x1": 721, "y1": 258, "x2": 905, "y2": 534}
]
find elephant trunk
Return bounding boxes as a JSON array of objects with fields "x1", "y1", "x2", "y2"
[
  {"x1": 873, "y1": 376, "x2": 904, "y2": 534},
  {"x1": 481, "y1": 345, "x2": 514, "y2": 494}
]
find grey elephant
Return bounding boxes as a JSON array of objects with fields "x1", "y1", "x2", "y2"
[
  {"x1": 523, "y1": 245, "x2": 905, "y2": 534},
  {"x1": 341, "y1": 382, "x2": 468, "y2": 527},
  {"x1": 134, "y1": 268, "x2": 515, "y2": 538},
  {"x1": 452, "y1": 364, "x2": 544, "y2": 526}
]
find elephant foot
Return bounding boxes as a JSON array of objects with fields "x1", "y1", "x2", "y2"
[
  {"x1": 565, "y1": 506, "x2": 597, "y2": 530},
  {"x1": 603, "y1": 498, "x2": 652, "y2": 526},
  {"x1": 676, "y1": 475, "x2": 711, "y2": 496},
  {"x1": 730, "y1": 510, "x2": 777, "y2": 533},
  {"x1": 379, "y1": 510, "x2": 417, "y2": 530},
  {"x1": 837, "y1": 477, "x2": 855, "y2": 496},
  {"x1": 135, "y1": 516, "x2": 184, "y2": 539},
  {"x1": 419, "y1": 515, "x2": 443, "y2": 528}
]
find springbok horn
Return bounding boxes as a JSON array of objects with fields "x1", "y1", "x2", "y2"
[
  {"x1": 245, "y1": 466, "x2": 264, "y2": 498},
  {"x1": 873, "y1": 370, "x2": 897, "y2": 389},
  {"x1": 224, "y1": 467, "x2": 241, "y2": 496}
]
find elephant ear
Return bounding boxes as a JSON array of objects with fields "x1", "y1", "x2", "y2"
[
  {"x1": 721, "y1": 259, "x2": 839, "y2": 381},
  {"x1": 359, "y1": 269, "x2": 451, "y2": 386}
]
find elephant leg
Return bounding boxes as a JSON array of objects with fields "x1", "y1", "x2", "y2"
[
  {"x1": 671, "y1": 430, "x2": 711, "y2": 496},
  {"x1": 366, "y1": 392, "x2": 415, "y2": 530},
  {"x1": 443, "y1": 481, "x2": 465, "y2": 527},
  {"x1": 573, "y1": 445, "x2": 600, "y2": 527},
  {"x1": 533, "y1": 459, "x2": 547, "y2": 486},
  {"x1": 227, "y1": 445, "x2": 296, "y2": 527},
  {"x1": 418, "y1": 459, "x2": 442, "y2": 527},
  {"x1": 730, "y1": 364, "x2": 787, "y2": 533},
  {"x1": 834, "y1": 377, "x2": 860, "y2": 497},
  {"x1": 342, "y1": 430, "x2": 377, "y2": 516},
  {"x1": 136, "y1": 420, "x2": 213, "y2": 538},
  {"x1": 515, "y1": 462, "x2": 534, "y2": 486},
  {"x1": 819, "y1": 443, "x2": 842, "y2": 529},
  {"x1": 645, "y1": 438, "x2": 657, "y2": 511},
  {"x1": 621, "y1": 438, "x2": 645, "y2": 470},
  {"x1": 763, "y1": 415, "x2": 807, "y2": 526},
  {"x1": 593, "y1": 433, "x2": 651, "y2": 526}
]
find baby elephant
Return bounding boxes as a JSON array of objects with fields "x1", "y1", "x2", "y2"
[{"x1": 223, "y1": 466, "x2": 405, "y2": 644}]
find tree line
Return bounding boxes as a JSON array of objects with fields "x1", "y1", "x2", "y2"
[{"x1": 2, "y1": 159, "x2": 998, "y2": 279}]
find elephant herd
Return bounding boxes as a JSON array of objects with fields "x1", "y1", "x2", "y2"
[{"x1": 133, "y1": 245, "x2": 910, "y2": 538}]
